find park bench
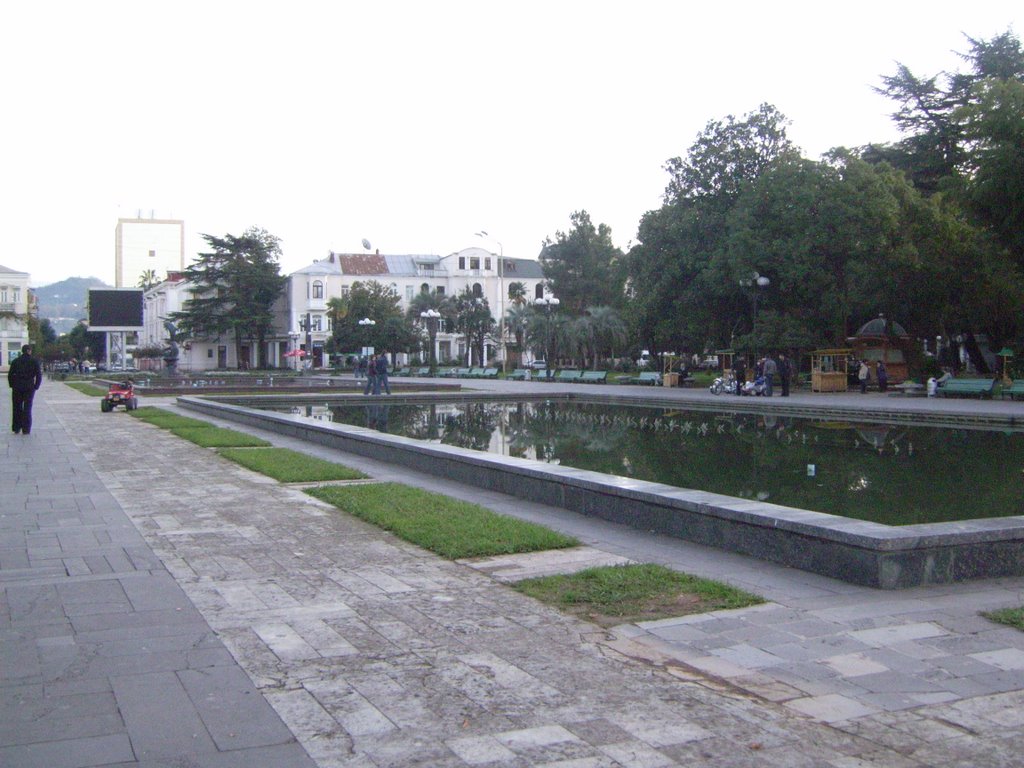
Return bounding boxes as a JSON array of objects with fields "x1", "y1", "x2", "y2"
[
  {"x1": 394, "y1": 367, "x2": 411, "y2": 377},
  {"x1": 467, "y1": 367, "x2": 487, "y2": 378},
  {"x1": 1002, "y1": 380, "x2": 1024, "y2": 401},
  {"x1": 627, "y1": 371, "x2": 662, "y2": 386},
  {"x1": 442, "y1": 367, "x2": 470, "y2": 378},
  {"x1": 534, "y1": 369, "x2": 555, "y2": 381},
  {"x1": 479, "y1": 367, "x2": 499, "y2": 378},
  {"x1": 414, "y1": 367, "x2": 431, "y2": 376},
  {"x1": 507, "y1": 369, "x2": 529, "y2": 381},
  {"x1": 556, "y1": 369, "x2": 583, "y2": 382},
  {"x1": 580, "y1": 371, "x2": 608, "y2": 384},
  {"x1": 937, "y1": 378, "x2": 997, "y2": 399}
]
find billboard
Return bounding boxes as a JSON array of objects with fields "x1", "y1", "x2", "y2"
[{"x1": 88, "y1": 289, "x2": 144, "y2": 331}]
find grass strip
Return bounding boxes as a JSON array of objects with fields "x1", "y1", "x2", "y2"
[
  {"x1": 64, "y1": 382, "x2": 108, "y2": 397},
  {"x1": 306, "y1": 483, "x2": 578, "y2": 559},
  {"x1": 129, "y1": 406, "x2": 214, "y2": 430},
  {"x1": 513, "y1": 563, "x2": 764, "y2": 627},
  {"x1": 983, "y1": 607, "x2": 1024, "y2": 631},
  {"x1": 218, "y1": 447, "x2": 366, "y2": 482},
  {"x1": 168, "y1": 426, "x2": 271, "y2": 448}
]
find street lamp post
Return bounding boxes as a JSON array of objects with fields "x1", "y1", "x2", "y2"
[
  {"x1": 534, "y1": 295, "x2": 559, "y2": 367},
  {"x1": 288, "y1": 332, "x2": 300, "y2": 372},
  {"x1": 739, "y1": 272, "x2": 770, "y2": 360},
  {"x1": 358, "y1": 318, "x2": 376, "y2": 357},
  {"x1": 476, "y1": 231, "x2": 506, "y2": 373},
  {"x1": 420, "y1": 309, "x2": 440, "y2": 375}
]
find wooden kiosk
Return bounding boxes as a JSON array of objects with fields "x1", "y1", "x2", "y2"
[{"x1": 810, "y1": 348, "x2": 851, "y2": 392}]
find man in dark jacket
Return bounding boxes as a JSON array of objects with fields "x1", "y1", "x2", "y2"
[
  {"x1": 8, "y1": 344, "x2": 43, "y2": 435},
  {"x1": 374, "y1": 352, "x2": 391, "y2": 395}
]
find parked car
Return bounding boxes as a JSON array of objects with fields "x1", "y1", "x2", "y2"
[{"x1": 530, "y1": 360, "x2": 548, "y2": 370}]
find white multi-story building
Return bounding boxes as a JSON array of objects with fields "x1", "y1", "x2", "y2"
[
  {"x1": 115, "y1": 216, "x2": 185, "y2": 288},
  {"x1": 285, "y1": 247, "x2": 546, "y2": 366},
  {"x1": 140, "y1": 246, "x2": 545, "y2": 371},
  {"x1": 0, "y1": 264, "x2": 31, "y2": 370}
]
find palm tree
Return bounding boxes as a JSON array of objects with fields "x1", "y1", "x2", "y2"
[
  {"x1": 137, "y1": 269, "x2": 158, "y2": 291},
  {"x1": 504, "y1": 304, "x2": 531, "y2": 367},
  {"x1": 587, "y1": 306, "x2": 627, "y2": 369},
  {"x1": 507, "y1": 281, "x2": 528, "y2": 306}
]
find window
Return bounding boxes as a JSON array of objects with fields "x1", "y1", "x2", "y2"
[
  {"x1": 390, "y1": 283, "x2": 398, "y2": 296},
  {"x1": 470, "y1": 257, "x2": 480, "y2": 270},
  {"x1": 535, "y1": 284, "x2": 544, "y2": 299},
  {"x1": 485, "y1": 258, "x2": 491, "y2": 270},
  {"x1": 458, "y1": 257, "x2": 466, "y2": 270},
  {"x1": 472, "y1": 283, "x2": 483, "y2": 297},
  {"x1": 0, "y1": 288, "x2": 7, "y2": 303},
  {"x1": 435, "y1": 286, "x2": 445, "y2": 296},
  {"x1": 406, "y1": 285, "x2": 415, "y2": 302},
  {"x1": 207, "y1": 348, "x2": 213, "y2": 358},
  {"x1": 311, "y1": 315, "x2": 322, "y2": 332},
  {"x1": 341, "y1": 285, "x2": 350, "y2": 298},
  {"x1": 312, "y1": 280, "x2": 323, "y2": 299},
  {"x1": 421, "y1": 283, "x2": 430, "y2": 295}
]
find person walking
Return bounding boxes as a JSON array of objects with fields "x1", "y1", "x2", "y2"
[
  {"x1": 362, "y1": 354, "x2": 377, "y2": 396},
  {"x1": 8, "y1": 344, "x2": 43, "y2": 435},
  {"x1": 374, "y1": 352, "x2": 391, "y2": 395},
  {"x1": 858, "y1": 359, "x2": 870, "y2": 394},
  {"x1": 877, "y1": 360, "x2": 888, "y2": 393},
  {"x1": 779, "y1": 353, "x2": 791, "y2": 397},
  {"x1": 763, "y1": 355, "x2": 778, "y2": 397}
]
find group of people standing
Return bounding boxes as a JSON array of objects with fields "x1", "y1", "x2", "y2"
[
  {"x1": 732, "y1": 354, "x2": 792, "y2": 397},
  {"x1": 858, "y1": 359, "x2": 888, "y2": 394},
  {"x1": 356, "y1": 353, "x2": 391, "y2": 396}
]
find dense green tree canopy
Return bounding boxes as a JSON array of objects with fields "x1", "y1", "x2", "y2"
[
  {"x1": 539, "y1": 210, "x2": 625, "y2": 314},
  {"x1": 171, "y1": 227, "x2": 287, "y2": 368}
]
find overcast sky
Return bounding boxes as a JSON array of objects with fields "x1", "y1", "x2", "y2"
[{"x1": 2, "y1": 1, "x2": 1019, "y2": 287}]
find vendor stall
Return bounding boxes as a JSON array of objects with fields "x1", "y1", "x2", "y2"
[{"x1": 810, "y1": 348, "x2": 851, "y2": 392}]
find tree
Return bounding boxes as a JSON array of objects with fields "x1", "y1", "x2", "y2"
[
  {"x1": 137, "y1": 269, "x2": 158, "y2": 291},
  {"x1": 506, "y1": 281, "x2": 528, "y2": 306},
  {"x1": 171, "y1": 228, "x2": 287, "y2": 369},
  {"x1": 504, "y1": 303, "x2": 531, "y2": 366},
  {"x1": 624, "y1": 105, "x2": 798, "y2": 359},
  {"x1": 330, "y1": 281, "x2": 409, "y2": 356},
  {"x1": 663, "y1": 103, "x2": 798, "y2": 206},
  {"x1": 539, "y1": 210, "x2": 625, "y2": 314},
  {"x1": 451, "y1": 288, "x2": 494, "y2": 366}
]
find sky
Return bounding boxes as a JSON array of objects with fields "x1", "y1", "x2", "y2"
[{"x1": 2, "y1": 1, "x2": 1019, "y2": 288}]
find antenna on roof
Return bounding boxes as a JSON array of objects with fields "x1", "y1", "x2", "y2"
[{"x1": 361, "y1": 239, "x2": 372, "y2": 251}]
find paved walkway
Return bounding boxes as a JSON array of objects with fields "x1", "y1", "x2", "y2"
[{"x1": 3, "y1": 383, "x2": 1024, "y2": 766}]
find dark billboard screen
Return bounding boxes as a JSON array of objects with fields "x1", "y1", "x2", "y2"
[{"x1": 88, "y1": 289, "x2": 144, "y2": 330}]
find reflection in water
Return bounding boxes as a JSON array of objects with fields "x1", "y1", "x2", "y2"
[{"x1": 276, "y1": 401, "x2": 1024, "y2": 526}]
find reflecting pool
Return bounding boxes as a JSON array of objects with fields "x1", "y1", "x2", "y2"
[{"x1": 281, "y1": 400, "x2": 1024, "y2": 526}]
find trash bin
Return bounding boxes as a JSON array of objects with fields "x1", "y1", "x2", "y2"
[{"x1": 663, "y1": 372, "x2": 679, "y2": 388}]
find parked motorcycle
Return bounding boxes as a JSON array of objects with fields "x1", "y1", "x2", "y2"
[{"x1": 709, "y1": 372, "x2": 735, "y2": 395}]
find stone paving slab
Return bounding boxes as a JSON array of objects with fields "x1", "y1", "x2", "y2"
[{"x1": 6, "y1": 386, "x2": 1024, "y2": 766}]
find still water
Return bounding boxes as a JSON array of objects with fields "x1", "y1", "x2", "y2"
[{"x1": 282, "y1": 400, "x2": 1024, "y2": 526}]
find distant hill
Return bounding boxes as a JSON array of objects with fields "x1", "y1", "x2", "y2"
[{"x1": 35, "y1": 276, "x2": 110, "y2": 335}]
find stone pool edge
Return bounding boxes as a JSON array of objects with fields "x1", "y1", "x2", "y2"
[{"x1": 177, "y1": 395, "x2": 1024, "y2": 590}]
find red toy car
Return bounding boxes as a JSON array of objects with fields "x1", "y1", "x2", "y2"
[{"x1": 101, "y1": 380, "x2": 139, "y2": 412}]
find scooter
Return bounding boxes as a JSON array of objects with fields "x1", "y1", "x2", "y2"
[{"x1": 740, "y1": 375, "x2": 768, "y2": 396}]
